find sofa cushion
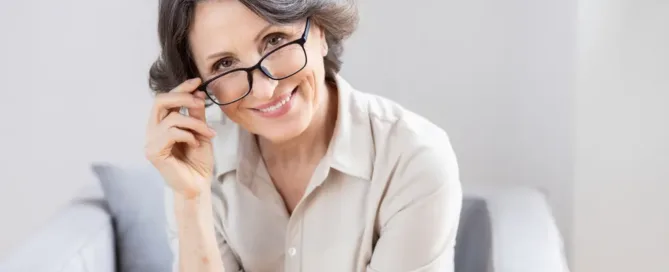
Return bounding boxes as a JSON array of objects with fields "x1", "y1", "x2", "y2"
[
  {"x1": 92, "y1": 162, "x2": 173, "y2": 272},
  {"x1": 0, "y1": 199, "x2": 115, "y2": 272},
  {"x1": 455, "y1": 197, "x2": 493, "y2": 272}
]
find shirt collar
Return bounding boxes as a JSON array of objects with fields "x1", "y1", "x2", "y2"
[
  {"x1": 211, "y1": 75, "x2": 374, "y2": 181},
  {"x1": 327, "y1": 75, "x2": 375, "y2": 180},
  {"x1": 210, "y1": 121, "x2": 259, "y2": 184}
]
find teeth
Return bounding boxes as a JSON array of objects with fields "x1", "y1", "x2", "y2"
[{"x1": 259, "y1": 94, "x2": 291, "y2": 113}]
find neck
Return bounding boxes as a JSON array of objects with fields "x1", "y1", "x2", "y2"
[{"x1": 258, "y1": 81, "x2": 338, "y2": 164}]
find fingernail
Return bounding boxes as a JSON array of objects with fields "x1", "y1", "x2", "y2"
[
  {"x1": 188, "y1": 78, "x2": 199, "y2": 84},
  {"x1": 209, "y1": 127, "x2": 217, "y2": 136}
]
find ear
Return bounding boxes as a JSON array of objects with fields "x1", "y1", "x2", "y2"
[{"x1": 319, "y1": 30, "x2": 329, "y2": 56}]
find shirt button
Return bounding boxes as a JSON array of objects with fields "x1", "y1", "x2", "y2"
[{"x1": 288, "y1": 247, "x2": 297, "y2": 257}]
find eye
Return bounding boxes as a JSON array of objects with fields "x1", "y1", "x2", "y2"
[
  {"x1": 268, "y1": 36, "x2": 283, "y2": 45},
  {"x1": 213, "y1": 57, "x2": 236, "y2": 72},
  {"x1": 264, "y1": 33, "x2": 288, "y2": 49}
]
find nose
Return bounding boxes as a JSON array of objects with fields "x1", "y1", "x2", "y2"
[{"x1": 249, "y1": 68, "x2": 278, "y2": 100}]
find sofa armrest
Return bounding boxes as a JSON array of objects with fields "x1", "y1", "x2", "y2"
[
  {"x1": 0, "y1": 199, "x2": 116, "y2": 272},
  {"x1": 480, "y1": 187, "x2": 570, "y2": 272}
]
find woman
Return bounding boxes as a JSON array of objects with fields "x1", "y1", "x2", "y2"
[{"x1": 145, "y1": 0, "x2": 462, "y2": 271}]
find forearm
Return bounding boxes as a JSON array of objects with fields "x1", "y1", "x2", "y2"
[{"x1": 174, "y1": 191, "x2": 225, "y2": 272}]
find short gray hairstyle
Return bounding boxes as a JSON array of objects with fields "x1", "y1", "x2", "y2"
[{"x1": 149, "y1": 0, "x2": 359, "y2": 93}]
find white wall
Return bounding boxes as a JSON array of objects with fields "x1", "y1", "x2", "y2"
[
  {"x1": 0, "y1": 0, "x2": 159, "y2": 257},
  {"x1": 574, "y1": 0, "x2": 669, "y2": 271},
  {"x1": 342, "y1": 0, "x2": 575, "y2": 254}
]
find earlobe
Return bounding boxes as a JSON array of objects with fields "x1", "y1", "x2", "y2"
[{"x1": 321, "y1": 42, "x2": 329, "y2": 56}]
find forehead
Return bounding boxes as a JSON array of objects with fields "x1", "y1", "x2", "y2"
[{"x1": 188, "y1": 1, "x2": 268, "y2": 59}]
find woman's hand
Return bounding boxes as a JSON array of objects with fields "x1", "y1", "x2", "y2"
[{"x1": 145, "y1": 78, "x2": 217, "y2": 199}]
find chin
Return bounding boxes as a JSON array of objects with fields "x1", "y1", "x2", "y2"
[{"x1": 257, "y1": 113, "x2": 311, "y2": 143}]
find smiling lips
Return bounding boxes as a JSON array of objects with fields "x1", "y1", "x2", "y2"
[
  {"x1": 252, "y1": 88, "x2": 297, "y2": 118},
  {"x1": 258, "y1": 93, "x2": 292, "y2": 113}
]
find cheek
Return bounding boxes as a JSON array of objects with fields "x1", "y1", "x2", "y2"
[
  {"x1": 295, "y1": 69, "x2": 319, "y2": 106},
  {"x1": 220, "y1": 104, "x2": 245, "y2": 123},
  {"x1": 301, "y1": 54, "x2": 327, "y2": 99}
]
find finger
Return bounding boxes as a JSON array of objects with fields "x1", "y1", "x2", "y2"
[
  {"x1": 172, "y1": 78, "x2": 202, "y2": 93},
  {"x1": 193, "y1": 91, "x2": 207, "y2": 100},
  {"x1": 180, "y1": 87, "x2": 209, "y2": 122},
  {"x1": 149, "y1": 78, "x2": 203, "y2": 125},
  {"x1": 188, "y1": 95, "x2": 208, "y2": 122},
  {"x1": 145, "y1": 127, "x2": 198, "y2": 161},
  {"x1": 155, "y1": 92, "x2": 204, "y2": 111},
  {"x1": 191, "y1": 91, "x2": 209, "y2": 121},
  {"x1": 161, "y1": 111, "x2": 216, "y2": 138},
  {"x1": 163, "y1": 127, "x2": 199, "y2": 148},
  {"x1": 151, "y1": 92, "x2": 205, "y2": 125}
]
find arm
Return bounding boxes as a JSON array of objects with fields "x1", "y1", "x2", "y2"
[
  {"x1": 369, "y1": 134, "x2": 463, "y2": 272},
  {"x1": 173, "y1": 191, "x2": 226, "y2": 272},
  {"x1": 165, "y1": 186, "x2": 243, "y2": 272},
  {"x1": 145, "y1": 77, "x2": 238, "y2": 272}
]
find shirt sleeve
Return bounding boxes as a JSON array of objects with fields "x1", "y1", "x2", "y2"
[
  {"x1": 164, "y1": 186, "x2": 244, "y2": 272},
  {"x1": 214, "y1": 229, "x2": 244, "y2": 272},
  {"x1": 367, "y1": 130, "x2": 463, "y2": 272}
]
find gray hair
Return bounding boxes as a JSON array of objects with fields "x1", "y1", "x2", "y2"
[{"x1": 148, "y1": 0, "x2": 359, "y2": 93}]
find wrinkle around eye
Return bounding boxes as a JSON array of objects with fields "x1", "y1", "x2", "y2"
[{"x1": 210, "y1": 58, "x2": 238, "y2": 74}]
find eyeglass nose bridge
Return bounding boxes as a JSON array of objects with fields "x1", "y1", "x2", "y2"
[
  {"x1": 258, "y1": 65, "x2": 274, "y2": 79},
  {"x1": 244, "y1": 62, "x2": 277, "y2": 89},
  {"x1": 245, "y1": 63, "x2": 279, "y2": 97}
]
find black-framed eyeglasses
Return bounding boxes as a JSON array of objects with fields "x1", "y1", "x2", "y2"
[{"x1": 196, "y1": 18, "x2": 311, "y2": 106}]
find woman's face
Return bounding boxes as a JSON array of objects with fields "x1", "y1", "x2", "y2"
[{"x1": 188, "y1": 0, "x2": 330, "y2": 143}]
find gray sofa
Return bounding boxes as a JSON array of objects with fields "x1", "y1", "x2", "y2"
[{"x1": 1, "y1": 166, "x2": 569, "y2": 272}]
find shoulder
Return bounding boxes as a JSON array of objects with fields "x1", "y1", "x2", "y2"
[
  {"x1": 347, "y1": 86, "x2": 459, "y2": 182},
  {"x1": 347, "y1": 88, "x2": 462, "y2": 225},
  {"x1": 348, "y1": 88, "x2": 457, "y2": 170}
]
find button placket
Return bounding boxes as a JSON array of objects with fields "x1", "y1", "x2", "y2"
[
  {"x1": 285, "y1": 214, "x2": 304, "y2": 272},
  {"x1": 288, "y1": 247, "x2": 297, "y2": 257}
]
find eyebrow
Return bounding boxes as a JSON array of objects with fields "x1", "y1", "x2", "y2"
[{"x1": 205, "y1": 24, "x2": 275, "y2": 61}]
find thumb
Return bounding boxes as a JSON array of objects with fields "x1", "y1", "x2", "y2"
[{"x1": 189, "y1": 91, "x2": 208, "y2": 122}]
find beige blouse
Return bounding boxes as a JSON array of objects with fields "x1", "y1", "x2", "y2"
[{"x1": 166, "y1": 75, "x2": 463, "y2": 272}]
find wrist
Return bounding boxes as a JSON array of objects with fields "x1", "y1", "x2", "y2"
[
  {"x1": 174, "y1": 190, "x2": 215, "y2": 230},
  {"x1": 179, "y1": 174, "x2": 213, "y2": 200}
]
